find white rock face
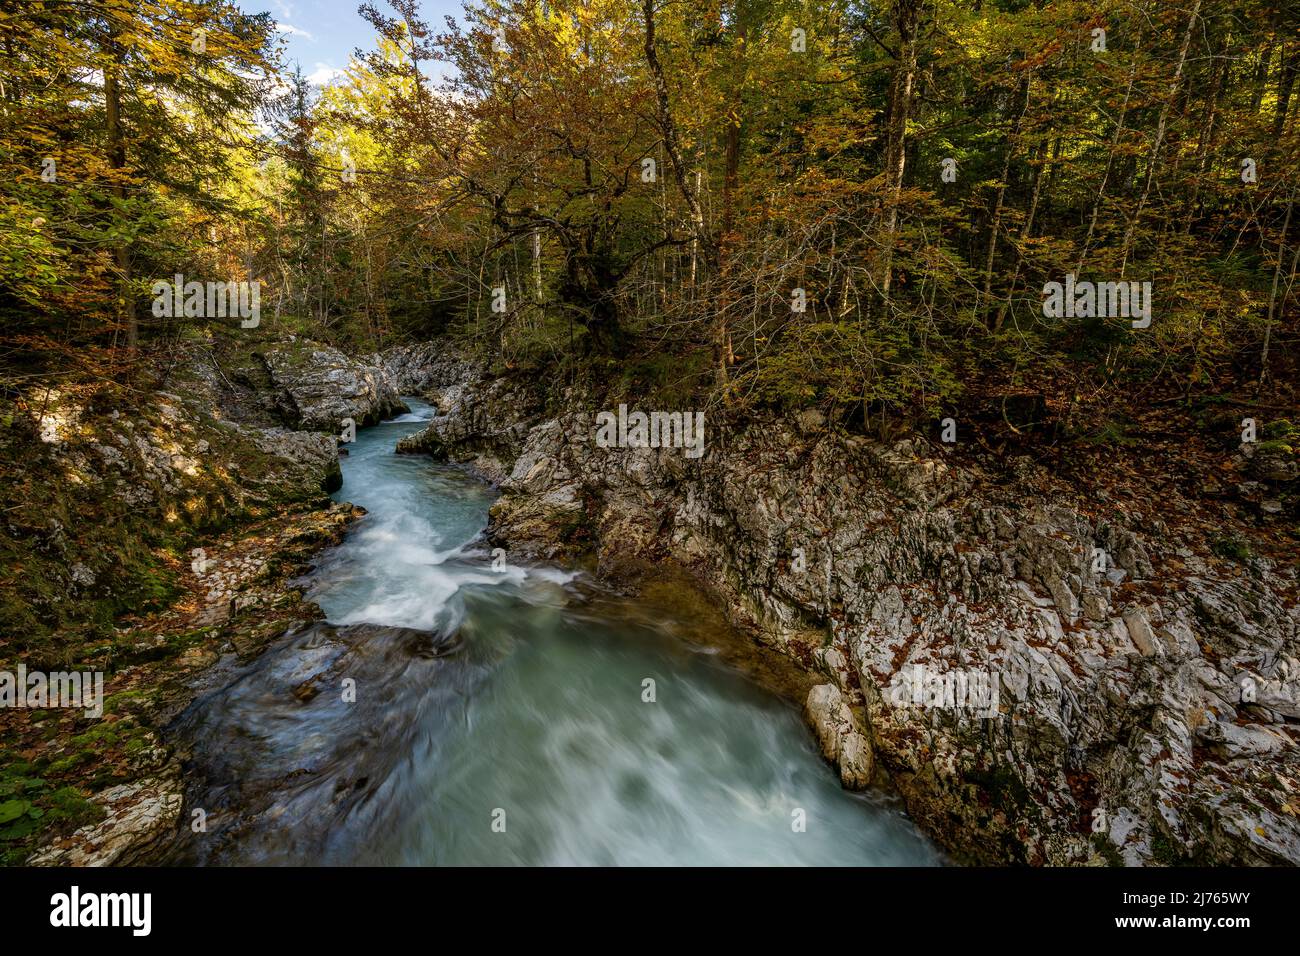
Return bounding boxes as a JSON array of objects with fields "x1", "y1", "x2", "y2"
[
  {"x1": 30, "y1": 773, "x2": 183, "y2": 867},
  {"x1": 394, "y1": 366, "x2": 545, "y2": 485},
  {"x1": 410, "y1": 344, "x2": 1300, "y2": 866},
  {"x1": 370, "y1": 342, "x2": 484, "y2": 395},
  {"x1": 805, "y1": 684, "x2": 874, "y2": 790},
  {"x1": 806, "y1": 684, "x2": 847, "y2": 761},
  {"x1": 261, "y1": 341, "x2": 407, "y2": 432},
  {"x1": 1123, "y1": 608, "x2": 1160, "y2": 656}
]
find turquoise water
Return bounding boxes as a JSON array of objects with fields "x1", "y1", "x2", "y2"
[{"x1": 173, "y1": 400, "x2": 941, "y2": 866}]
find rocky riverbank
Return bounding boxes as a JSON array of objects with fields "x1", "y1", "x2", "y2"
[
  {"x1": 8, "y1": 334, "x2": 1297, "y2": 867},
  {"x1": 387, "y1": 340, "x2": 1300, "y2": 866},
  {"x1": 1, "y1": 334, "x2": 401, "y2": 865}
]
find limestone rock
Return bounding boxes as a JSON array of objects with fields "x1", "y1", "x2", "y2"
[
  {"x1": 29, "y1": 771, "x2": 183, "y2": 867},
  {"x1": 260, "y1": 340, "x2": 407, "y2": 432},
  {"x1": 370, "y1": 336, "x2": 1300, "y2": 866},
  {"x1": 804, "y1": 684, "x2": 874, "y2": 790}
]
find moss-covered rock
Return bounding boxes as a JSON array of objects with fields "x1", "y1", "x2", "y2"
[{"x1": 1, "y1": 334, "x2": 366, "y2": 865}]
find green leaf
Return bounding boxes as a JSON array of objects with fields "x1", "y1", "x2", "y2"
[
  {"x1": 0, "y1": 816, "x2": 39, "y2": 840},
  {"x1": 0, "y1": 799, "x2": 32, "y2": 824}
]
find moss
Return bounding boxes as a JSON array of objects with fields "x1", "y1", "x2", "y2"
[
  {"x1": 1149, "y1": 825, "x2": 1189, "y2": 866},
  {"x1": 70, "y1": 718, "x2": 151, "y2": 755},
  {"x1": 46, "y1": 752, "x2": 91, "y2": 775},
  {"x1": 1260, "y1": 419, "x2": 1298, "y2": 442},
  {"x1": 103, "y1": 688, "x2": 156, "y2": 716},
  {"x1": 110, "y1": 626, "x2": 214, "y2": 668},
  {"x1": 0, "y1": 370, "x2": 331, "y2": 666},
  {"x1": 1091, "y1": 832, "x2": 1125, "y2": 867},
  {"x1": 0, "y1": 760, "x2": 104, "y2": 866},
  {"x1": 124, "y1": 559, "x2": 183, "y2": 613},
  {"x1": 0, "y1": 462, "x2": 185, "y2": 665},
  {"x1": 163, "y1": 627, "x2": 212, "y2": 655},
  {"x1": 257, "y1": 337, "x2": 315, "y2": 370},
  {"x1": 1211, "y1": 534, "x2": 1253, "y2": 563}
]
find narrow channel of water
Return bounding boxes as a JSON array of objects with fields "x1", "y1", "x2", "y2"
[{"x1": 170, "y1": 399, "x2": 942, "y2": 865}]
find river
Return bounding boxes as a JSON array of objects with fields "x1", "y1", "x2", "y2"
[{"x1": 167, "y1": 399, "x2": 942, "y2": 866}]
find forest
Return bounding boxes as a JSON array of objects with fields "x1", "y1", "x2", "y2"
[
  {"x1": 4, "y1": 0, "x2": 1297, "y2": 435},
  {"x1": 2, "y1": 0, "x2": 1300, "y2": 880}
]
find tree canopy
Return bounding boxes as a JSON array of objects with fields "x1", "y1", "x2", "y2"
[{"x1": 3, "y1": 0, "x2": 1298, "y2": 428}]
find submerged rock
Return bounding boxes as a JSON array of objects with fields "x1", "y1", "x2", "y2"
[{"x1": 162, "y1": 620, "x2": 466, "y2": 865}]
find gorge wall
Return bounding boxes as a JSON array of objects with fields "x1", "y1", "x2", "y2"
[
  {"x1": 384, "y1": 341, "x2": 1300, "y2": 866},
  {"x1": 8, "y1": 337, "x2": 404, "y2": 865},
  {"x1": 13, "y1": 336, "x2": 1297, "y2": 867}
]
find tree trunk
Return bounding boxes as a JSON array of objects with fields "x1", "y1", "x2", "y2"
[
  {"x1": 1275, "y1": 45, "x2": 1298, "y2": 138},
  {"x1": 1119, "y1": 0, "x2": 1201, "y2": 276},
  {"x1": 981, "y1": 72, "x2": 1031, "y2": 323},
  {"x1": 1261, "y1": 187, "x2": 1296, "y2": 385},
  {"x1": 994, "y1": 137, "x2": 1048, "y2": 333},
  {"x1": 104, "y1": 35, "x2": 134, "y2": 347},
  {"x1": 642, "y1": 0, "x2": 706, "y2": 245},
  {"x1": 1077, "y1": 26, "x2": 1144, "y2": 273},
  {"x1": 1183, "y1": 34, "x2": 1228, "y2": 232},
  {"x1": 1252, "y1": 39, "x2": 1274, "y2": 113},
  {"x1": 878, "y1": 0, "x2": 923, "y2": 299},
  {"x1": 716, "y1": 4, "x2": 747, "y2": 385}
]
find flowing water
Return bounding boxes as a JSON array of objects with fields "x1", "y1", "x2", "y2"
[{"x1": 169, "y1": 399, "x2": 942, "y2": 866}]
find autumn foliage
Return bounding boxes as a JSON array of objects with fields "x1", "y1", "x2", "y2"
[{"x1": 2, "y1": 0, "x2": 1298, "y2": 430}]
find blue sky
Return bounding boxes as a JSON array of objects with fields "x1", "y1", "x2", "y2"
[{"x1": 257, "y1": 0, "x2": 467, "y2": 86}]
